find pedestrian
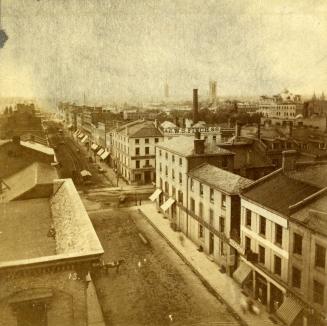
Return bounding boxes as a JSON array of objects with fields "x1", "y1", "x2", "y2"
[{"x1": 139, "y1": 199, "x2": 142, "y2": 205}]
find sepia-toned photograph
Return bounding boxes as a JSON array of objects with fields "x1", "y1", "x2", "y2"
[{"x1": 0, "y1": 0, "x2": 327, "y2": 325}]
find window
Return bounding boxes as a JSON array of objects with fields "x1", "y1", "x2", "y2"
[
  {"x1": 292, "y1": 266, "x2": 301, "y2": 289},
  {"x1": 165, "y1": 181, "x2": 169, "y2": 193},
  {"x1": 160, "y1": 178, "x2": 163, "y2": 188},
  {"x1": 159, "y1": 149, "x2": 162, "y2": 156},
  {"x1": 145, "y1": 159, "x2": 149, "y2": 166},
  {"x1": 190, "y1": 198, "x2": 195, "y2": 212},
  {"x1": 178, "y1": 190, "x2": 183, "y2": 203},
  {"x1": 275, "y1": 224, "x2": 283, "y2": 246},
  {"x1": 219, "y1": 216, "x2": 225, "y2": 233},
  {"x1": 213, "y1": 135, "x2": 216, "y2": 141},
  {"x1": 17, "y1": 301, "x2": 47, "y2": 326},
  {"x1": 172, "y1": 169, "x2": 175, "y2": 180},
  {"x1": 145, "y1": 147, "x2": 149, "y2": 154},
  {"x1": 199, "y1": 202, "x2": 203, "y2": 218},
  {"x1": 165, "y1": 152, "x2": 168, "y2": 160},
  {"x1": 190, "y1": 179, "x2": 194, "y2": 191},
  {"x1": 179, "y1": 173, "x2": 182, "y2": 184},
  {"x1": 159, "y1": 163, "x2": 162, "y2": 172},
  {"x1": 221, "y1": 193, "x2": 226, "y2": 208},
  {"x1": 172, "y1": 155, "x2": 175, "y2": 162},
  {"x1": 145, "y1": 138, "x2": 149, "y2": 144},
  {"x1": 245, "y1": 236, "x2": 251, "y2": 251},
  {"x1": 210, "y1": 188, "x2": 214, "y2": 202},
  {"x1": 209, "y1": 209, "x2": 214, "y2": 225},
  {"x1": 315, "y1": 244, "x2": 326, "y2": 269},
  {"x1": 165, "y1": 166, "x2": 168, "y2": 176},
  {"x1": 246, "y1": 209, "x2": 251, "y2": 227},
  {"x1": 313, "y1": 280, "x2": 324, "y2": 305},
  {"x1": 293, "y1": 233, "x2": 302, "y2": 255},
  {"x1": 135, "y1": 139, "x2": 139, "y2": 144},
  {"x1": 135, "y1": 147, "x2": 140, "y2": 155},
  {"x1": 136, "y1": 160, "x2": 140, "y2": 168},
  {"x1": 259, "y1": 216, "x2": 266, "y2": 236},
  {"x1": 155, "y1": 138, "x2": 159, "y2": 143},
  {"x1": 259, "y1": 245, "x2": 265, "y2": 264},
  {"x1": 199, "y1": 224, "x2": 204, "y2": 238},
  {"x1": 200, "y1": 183, "x2": 204, "y2": 197},
  {"x1": 172, "y1": 186, "x2": 176, "y2": 198},
  {"x1": 274, "y1": 255, "x2": 282, "y2": 276},
  {"x1": 179, "y1": 158, "x2": 182, "y2": 166}
]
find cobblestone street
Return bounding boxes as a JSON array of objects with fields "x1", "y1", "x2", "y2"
[{"x1": 87, "y1": 206, "x2": 239, "y2": 326}]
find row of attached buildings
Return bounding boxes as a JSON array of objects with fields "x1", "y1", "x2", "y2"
[{"x1": 151, "y1": 132, "x2": 327, "y2": 326}]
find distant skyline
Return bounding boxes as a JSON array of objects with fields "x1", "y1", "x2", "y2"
[{"x1": 0, "y1": 0, "x2": 327, "y2": 103}]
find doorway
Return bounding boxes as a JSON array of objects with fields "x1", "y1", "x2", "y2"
[{"x1": 209, "y1": 232, "x2": 214, "y2": 255}]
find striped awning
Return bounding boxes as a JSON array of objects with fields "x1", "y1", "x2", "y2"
[
  {"x1": 160, "y1": 197, "x2": 175, "y2": 211},
  {"x1": 81, "y1": 135, "x2": 88, "y2": 143},
  {"x1": 276, "y1": 295, "x2": 304, "y2": 325},
  {"x1": 149, "y1": 189, "x2": 162, "y2": 201},
  {"x1": 233, "y1": 261, "x2": 252, "y2": 285},
  {"x1": 97, "y1": 148, "x2": 105, "y2": 156},
  {"x1": 101, "y1": 151, "x2": 110, "y2": 160},
  {"x1": 73, "y1": 130, "x2": 79, "y2": 136},
  {"x1": 78, "y1": 133, "x2": 84, "y2": 139},
  {"x1": 91, "y1": 143, "x2": 98, "y2": 151},
  {"x1": 80, "y1": 170, "x2": 92, "y2": 177}
]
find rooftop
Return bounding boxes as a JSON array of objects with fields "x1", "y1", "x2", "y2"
[
  {"x1": 188, "y1": 163, "x2": 253, "y2": 194},
  {"x1": 0, "y1": 198, "x2": 55, "y2": 262},
  {"x1": 291, "y1": 193, "x2": 327, "y2": 236},
  {"x1": 2, "y1": 162, "x2": 58, "y2": 202},
  {"x1": 0, "y1": 178, "x2": 103, "y2": 268},
  {"x1": 242, "y1": 170, "x2": 321, "y2": 216},
  {"x1": 158, "y1": 136, "x2": 234, "y2": 157},
  {"x1": 117, "y1": 120, "x2": 163, "y2": 138}
]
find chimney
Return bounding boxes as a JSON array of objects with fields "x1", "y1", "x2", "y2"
[
  {"x1": 154, "y1": 119, "x2": 158, "y2": 128},
  {"x1": 194, "y1": 130, "x2": 201, "y2": 140},
  {"x1": 235, "y1": 121, "x2": 241, "y2": 138},
  {"x1": 193, "y1": 89, "x2": 199, "y2": 124},
  {"x1": 12, "y1": 135, "x2": 20, "y2": 145},
  {"x1": 282, "y1": 150, "x2": 297, "y2": 172},
  {"x1": 194, "y1": 138, "x2": 205, "y2": 154},
  {"x1": 257, "y1": 123, "x2": 261, "y2": 140}
]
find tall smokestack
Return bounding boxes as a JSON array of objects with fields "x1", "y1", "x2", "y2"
[{"x1": 193, "y1": 89, "x2": 199, "y2": 124}]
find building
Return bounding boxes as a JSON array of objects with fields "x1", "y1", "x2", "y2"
[
  {"x1": 152, "y1": 133, "x2": 235, "y2": 227},
  {"x1": 187, "y1": 163, "x2": 252, "y2": 276},
  {"x1": 0, "y1": 169, "x2": 104, "y2": 325},
  {"x1": 111, "y1": 120, "x2": 164, "y2": 184},
  {"x1": 238, "y1": 151, "x2": 327, "y2": 324},
  {"x1": 0, "y1": 136, "x2": 57, "y2": 179}
]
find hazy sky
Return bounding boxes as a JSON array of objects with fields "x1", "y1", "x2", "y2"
[{"x1": 0, "y1": 0, "x2": 327, "y2": 102}]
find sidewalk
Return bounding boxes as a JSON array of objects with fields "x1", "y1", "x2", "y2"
[
  {"x1": 137, "y1": 203, "x2": 281, "y2": 326},
  {"x1": 87, "y1": 279, "x2": 106, "y2": 326}
]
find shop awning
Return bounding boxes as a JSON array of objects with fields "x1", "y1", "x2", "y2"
[
  {"x1": 67, "y1": 123, "x2": 73, "y2": 129},
  {"x1": 101, "y1": 151, "x2": 110, "y2": 160},
  {"x1": 160, "y1": 197, "x2": 175, "y2": 211},
  {"x1": 91, "y1": 143, "x2": 98, "y2": 151},
  {"x1": 81, "y1": 135, "x2": 88, "y2": 143},
  {"x1": 80, "y1": 170, "x2": 92, "y2": 177},
  {"x1": 233, "y1": 261, "x2": 252, "y2": 285},
  {"x1": 276, "y1": 295, "x2": 304, "y2": 325},
  {"x1": 97, "y1": 148, "x2": 105, "y2": 156},
  {"x1": 73, "y1": 130, "x2": 79, "y2": 136},
  {"x1": 149, "y1": 189, "x2": 162, "y2": 201},
  {"x1": 78, "y1": 133, "x2": 84, "y2": 139}
]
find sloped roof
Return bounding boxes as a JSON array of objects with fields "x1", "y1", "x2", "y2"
[
  {"x1": 158, "y1": 136, "x2": 234, "y2": 157},
  {"x1": 160, "y1": 120, "x2": 177, "y2": 129},
  {"x1": 243, "y1": 171, "x2": 320, "y2": 216},
  {"x1": 2, "y1": 162, "x2": 58, "y2": 201},
  {"x1": 291, "y1": 193, "x2": 327, "y2": 236},
  {"x1": 20, "y1": 140, "x2": 54, "y2": 156},
  {"x1": 189, "y1": 163, "x2": 253, "y2": 194},
  {"x1": 117, "y1": 120, "x2": 163, "y2": 138}
]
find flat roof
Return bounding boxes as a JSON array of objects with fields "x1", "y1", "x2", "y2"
[{"x1": 0, "y1": 198, "x2": 56, "y2": 262}]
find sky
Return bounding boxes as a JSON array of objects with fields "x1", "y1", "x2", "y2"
[{"x1": 0, "y1": 0, "x2": 327, "y2": 103}]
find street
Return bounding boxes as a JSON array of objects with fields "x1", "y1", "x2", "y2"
[{"x1": 86, "y1": 204, "x2": 239, "y2": 326}]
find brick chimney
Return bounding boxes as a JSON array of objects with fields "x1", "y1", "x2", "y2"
[
  {"x1": 194, "y1": 138, "x2": 205, "y2": 154},
  {"x1": 282, "y1": 150, "x2": 297, "y2": 171},
  {"x1": 193, "y1": 89, "x2": 199, "y2": 124}
]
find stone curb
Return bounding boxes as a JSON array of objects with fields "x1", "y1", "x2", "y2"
[{"x1": 137, "y1": 208, "x2": 247, "y2": 326}]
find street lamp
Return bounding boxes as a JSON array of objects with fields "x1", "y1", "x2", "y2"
[{"x1": 84, "y1": 272, "x2": 91, "y2": 325}]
